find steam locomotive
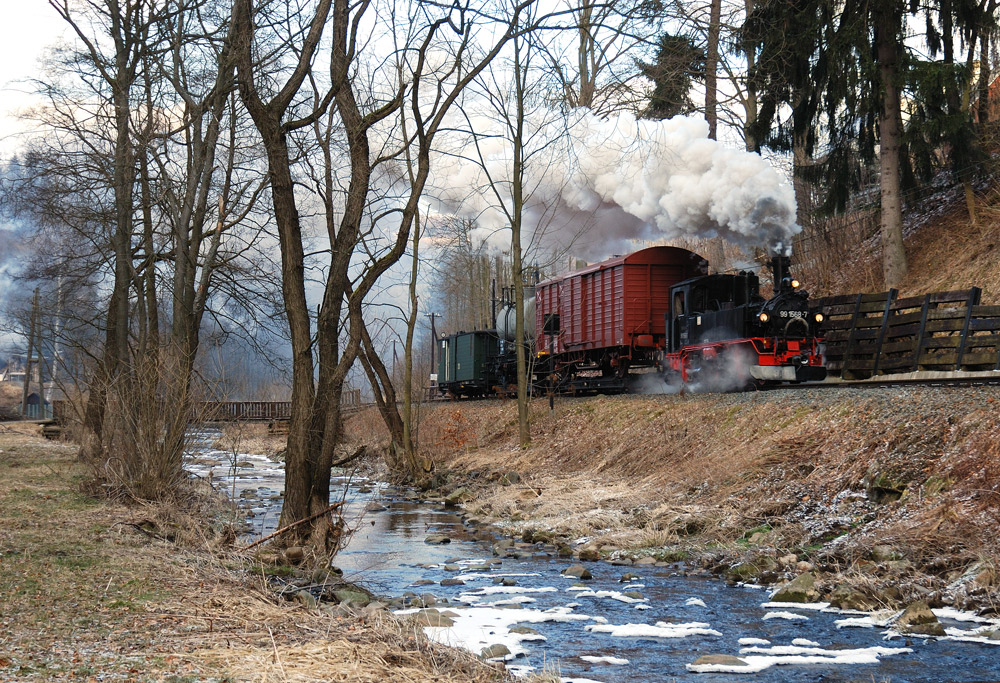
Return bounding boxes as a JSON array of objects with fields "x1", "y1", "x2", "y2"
[{"x1": 436, "y1": 246, "x2": 825, "y2": 397}]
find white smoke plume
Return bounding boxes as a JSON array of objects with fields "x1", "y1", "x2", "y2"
[{"x1": 424, "y1": 109, "x2": 798, "y2": 261}]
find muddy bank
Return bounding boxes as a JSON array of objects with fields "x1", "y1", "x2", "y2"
[{"x1": 362, "y1": 386, "x2": 1000, "y2": 615}]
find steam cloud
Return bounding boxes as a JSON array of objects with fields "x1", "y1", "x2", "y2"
[{"x1": 425, "y1": 109, "x2": 798, "y2": 260}]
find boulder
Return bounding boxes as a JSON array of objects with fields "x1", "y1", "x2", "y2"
[
  {"x1": 727, "y1": 554, "x2": 780, "y2": 583},
  {"x1": 578, "y1": 548, "x2": 600, "y2": 562},
  {"x1": 501, "y1": 471, "x2": 521, "y2": 485},
  {"x1": 440, "y1": 578, "x2": 465, "y2": 587},
  {"x1": 293, "y1": 590, "x2": 317, "y2": 609},
  {"x1": 562, "y1": 564, "x2": 593, "y2": 580},
  {"x1": 509, "y1": 625, "x2": 539, "y2": 635},
  {"x1": 778, "y1": 554, "x2": 799, "y2": 567},
  {"x1": 623, "y1": 590, "x2": 645, "y2": 600},
  {"x1": 424, "y1": 534, "x2": 451, "y2": 545},
  {"x1": 480, "y1": 644, "x2": 511, "y2": 660},
  {"x1": 871, "y1": 545, "x2": 901, "y2": 562},
  {"x1": 634, "y1": 557, "x2": 657, "y2": 566},
  {"x1": 896, "y1": 600, "x2": 946, "y2": 636},
  {"x1": 492, "y1": 540, "x2": 515, "y2": 555},
  {"x1": 620, "y1": 573, "x2": 641, "y2": 582},
  {"x1": 770, "y1": 572, "x2": 820, "y2": 603},
  {"x1": 333, "y1": 589, "x2": 371, "y2": 608},
  {"x1": 690, "y1": 654, "x2": 751, "y2": 668},
  {"x1": 828, "y1": 584, "x2": 880, "y2": 612},
  {"x1": 283, "y1": 546, "x2": 306, "y2": 564},
  {"x1": 610, "y1": 558, "x2": 633, "y2": 566},
  {"x1": 445, "y1": 487, "x2": 472, "y2": 506}
]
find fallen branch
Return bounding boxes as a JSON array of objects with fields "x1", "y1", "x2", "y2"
[
  {"x1": 331, "y1": 444, "x2": 367, "y2": 468},
  {"x1": 239, "y1": 501, "x2": 344, "y2": 552}
]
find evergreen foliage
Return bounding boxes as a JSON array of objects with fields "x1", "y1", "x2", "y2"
[{"x1": 639, "y1": 32, "x2": 705, "y2": 120}]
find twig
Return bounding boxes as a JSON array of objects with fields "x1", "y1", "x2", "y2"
[
  {"x1": 267, "y1": 625, "x2": 287, "y2": 679},
  {"x1": 239, "y1": 501, "x2": 344, "y2": 552}
]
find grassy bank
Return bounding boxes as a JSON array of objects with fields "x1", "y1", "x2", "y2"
[
  {"x1": 0, "y1": 425, "x2": 506, "y2": 682},
  {"x1": 387, "y1": 386, "x2": 1000, "y2": 610}
]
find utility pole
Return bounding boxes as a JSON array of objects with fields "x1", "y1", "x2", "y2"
[
  {"x1": 20, "y1": 288, "x2": 39, "y2": 418},
  {"x1": 425, "y1": 312, "x2": 440, "y2": 377}
]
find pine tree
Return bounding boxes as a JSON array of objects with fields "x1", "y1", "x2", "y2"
[{"x1": 639, "y1": 33, "x2": 705, "y2": 120}]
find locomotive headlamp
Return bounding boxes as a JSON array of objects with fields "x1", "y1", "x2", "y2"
[
  {"x1": 814, "y1": 313, "x2": 824, "y2": 323},
  {"x1": 759, "y1": 312, "x2": 770, "y2": 323},
  {"x1": 791, "y1": 279, "x2": 801, "y2": 289}
]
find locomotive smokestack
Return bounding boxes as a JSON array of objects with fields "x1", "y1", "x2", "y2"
[{"x1": 770, "y1": 255, "x2": 792, "y2": 291}]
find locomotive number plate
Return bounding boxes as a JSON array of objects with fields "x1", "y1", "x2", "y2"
[{"x1": 779, "y1": 310, "x2": 805, "y2": 318}]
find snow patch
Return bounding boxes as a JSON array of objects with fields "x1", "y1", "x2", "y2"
[
  {"x1": 585, "y1": 621, "x2": 722, "y2": 639},
  {"x1": 762, "y1": 601, "x2": 830, "y2": 610},
  {"x1": 580, "y1": 655, "x2": 629, "y2": 665},
  {"x1": 572, "y1": 590, "x2": 648, "y2": 604},
  {"x1": 762, "y1": 611, "x2": 809, "y2": 621}
]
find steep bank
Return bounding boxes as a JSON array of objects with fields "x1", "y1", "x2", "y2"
[{"x1": 379, "y1": 386, "x2": 1000, "y2": 612}]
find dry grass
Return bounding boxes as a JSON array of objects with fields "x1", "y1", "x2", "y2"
[
  {"x1": 0, "y1": 431, "x2": 509, "y2": 682},
  {"x1": 190, "y1": 609, "x2": 504, "y2": 682},
  {"x1": 818, "y1": 182, "x2": 1000, "y2": 302},
  {"x1": 401, "y1": 388, "x2": 1000, "y2": 575}
]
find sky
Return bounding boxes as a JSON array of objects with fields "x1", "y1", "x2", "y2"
[{"x1": 0, "y1": 4, "x2": 68, "y2": 156}]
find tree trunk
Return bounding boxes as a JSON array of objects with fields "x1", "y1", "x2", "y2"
[
  {"x1": 743, "y1": 0, "x2": 758, "y2": 151},
  {"x1": 792, "y1": 125, "x2": 813, "y2": 229},
  {"x1": 576, "y1": 0, "x2": 595, "y2": 108},
  {"x1": 875, "y1": 3, "x2": 907, "y2": 288},
  {"x1": 705, "y1": 0, "x2": 722, "y2": 140},
  {"x1": 512, "y1": 31, "x2": 530, "y2": 448}
]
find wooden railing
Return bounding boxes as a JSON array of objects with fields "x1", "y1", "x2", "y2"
[
  {"x1": 815, "y1": 287, "x2": 1000, "y2": 379},
  {"x1": 198, "y1": 401, "x2": 292, "y2": 421}
]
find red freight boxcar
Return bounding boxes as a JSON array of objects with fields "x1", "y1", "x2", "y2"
[{"x1": 535, "y1": 246, "x2": 707, "y2": 376}]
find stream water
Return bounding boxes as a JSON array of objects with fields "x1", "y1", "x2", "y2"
[{"x1": 185, "y1": 430, "x2": 1000, "y2": 683}]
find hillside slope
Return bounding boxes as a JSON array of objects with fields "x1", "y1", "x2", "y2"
[{"x1": 812, "y1": 183, "x2": 1000, "y2": 302}]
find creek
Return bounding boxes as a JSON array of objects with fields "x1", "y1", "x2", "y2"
[{"x1": 185, "y1": 430, "x2": 1000, "y2": 683}]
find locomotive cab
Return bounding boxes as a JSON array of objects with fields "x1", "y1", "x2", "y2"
[{"x1": 667, "y1": 272, "x2": 762, "y2": 352}]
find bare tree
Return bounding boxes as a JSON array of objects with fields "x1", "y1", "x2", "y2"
[
  {"x1": 13, "y1": 0, "x2": 273, "y2": 498},
  {"x1": 543, "y1": 0, "x2": 662, "y2": 115},
  {"x1": 234, "y1": 0, "x2": 545, "y2": 550}
]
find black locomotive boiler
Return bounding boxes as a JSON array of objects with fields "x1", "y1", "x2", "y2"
[{"x1": 661, "y1": 254, "x2": 826, "y2": 386}]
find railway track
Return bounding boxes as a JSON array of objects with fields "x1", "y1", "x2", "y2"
[{"x1": 767, "y1": 372, "x2": 1000, "y2": 392}]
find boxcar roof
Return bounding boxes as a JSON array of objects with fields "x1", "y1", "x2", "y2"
[{"x1": 537, "y1": 246, "x2": 706, "y2": 288}]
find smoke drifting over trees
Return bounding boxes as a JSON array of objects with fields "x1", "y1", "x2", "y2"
[{"x1": 424, "y1": 109, "x2": 798, "y2": 259}]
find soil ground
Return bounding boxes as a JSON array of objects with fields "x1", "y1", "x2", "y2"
[
  {"x1": 374, "y1": 384, "x2": 1000, "y2": 612},
  {"x1": 0, "y1": 423, "x2": 506, "y2": 682}
]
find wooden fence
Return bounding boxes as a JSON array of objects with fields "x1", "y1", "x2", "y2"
[{"x1": 814, "y1": 287, "x2": 1000, "y2": 378}]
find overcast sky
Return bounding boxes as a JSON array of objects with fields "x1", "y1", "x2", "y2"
[{"x1": 0, "y1": 5, "x2": 68, "y2": 156}]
